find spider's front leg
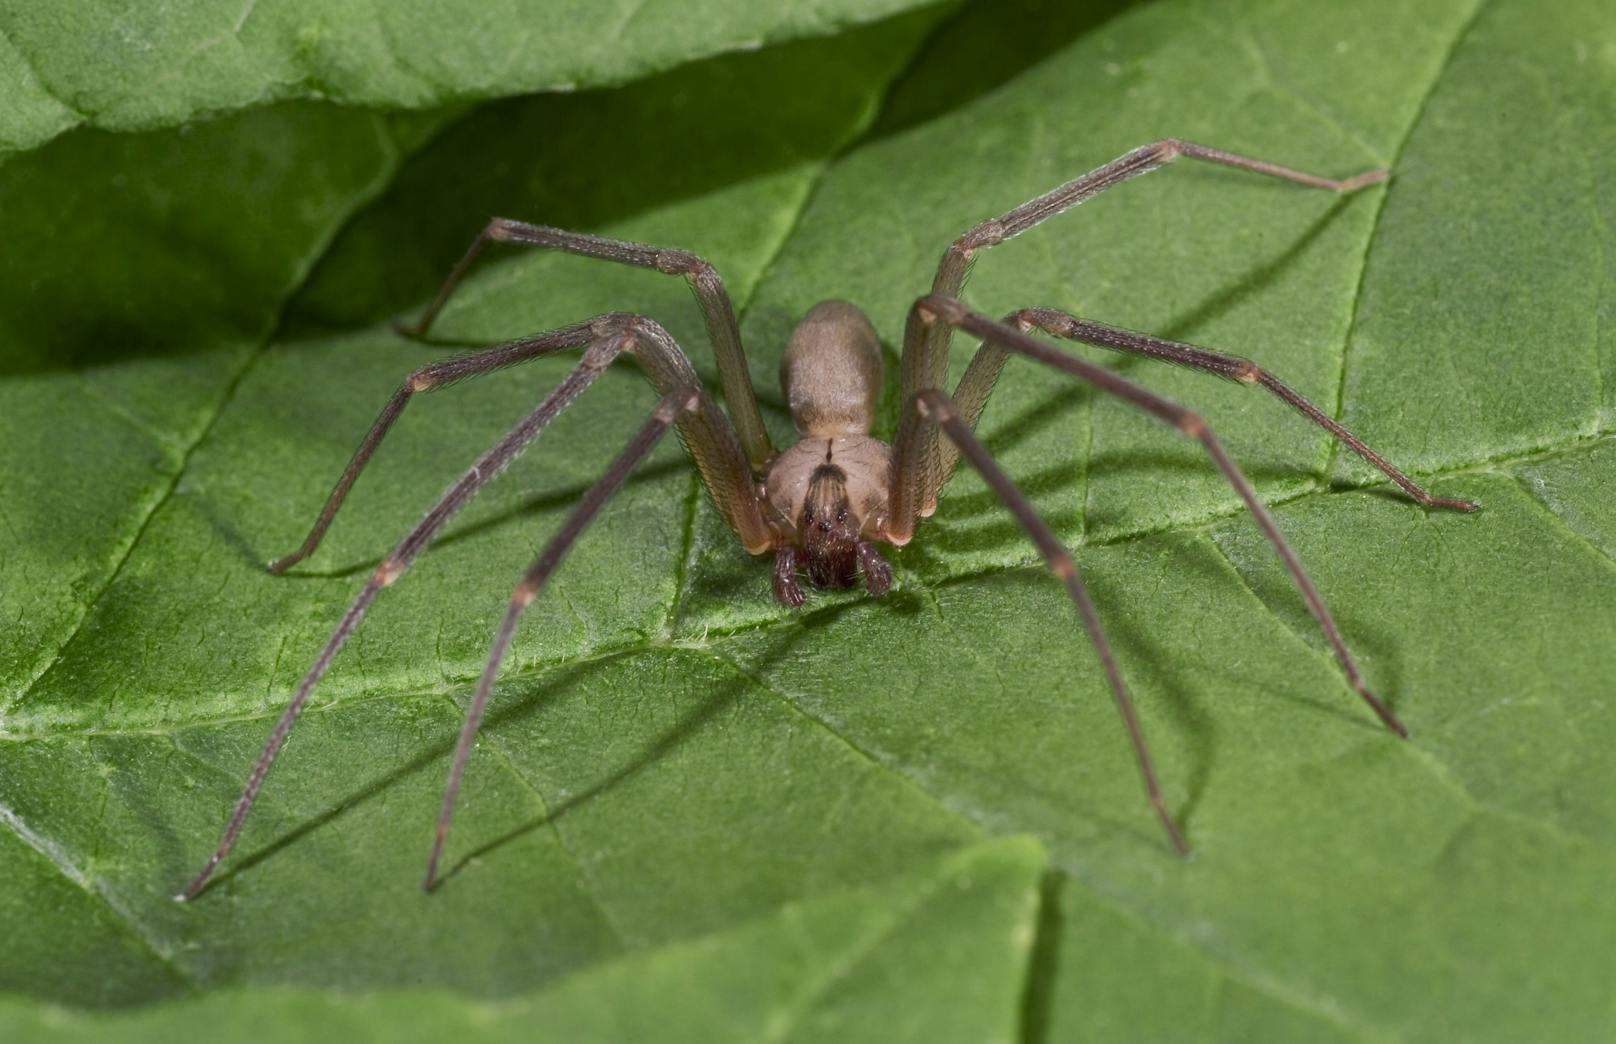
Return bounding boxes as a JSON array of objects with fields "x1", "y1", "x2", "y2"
[
  {"x1": 905, "y1": 294, "x2": 1409, "y2": 736},
  {"x1": 888, "y1": 379, "x2": 1187, "y2": 855},
  {"x1": 898, "y1": 138, "x2": 1400, "y2": 515},
  {"x1": 181, "y1": 314, "x2": 771, "y2": 899}
]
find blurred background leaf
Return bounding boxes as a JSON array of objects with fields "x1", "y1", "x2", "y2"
[{"x1": 0, "y1": 0, "x2": 942, "y2": 154}]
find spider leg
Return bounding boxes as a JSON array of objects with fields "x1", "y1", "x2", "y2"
[
  {"x1": 424, "y1": 388, "x2": 701, "y2": 891},
  {"x1": 936, "y1": 307, "x2": 1477, "y2": 512},
  {"x1": 906, "y1": 386, "x2": 1188, "y2": 855},
  {"x1": 274, "y1": 312, "x2": 772, "y2": 574},
  {"x1": 899, "y1": 139, "x2": 1386, "y2": 516},
  {"x1": 272, "y1": 319, "x2": 599, "y2": 573},
  {"x1": 891, "y1": 294, "x2": 1406, "y2": 742},
  {"x1": 180, "y1": 334, "x2": 620, "y2": 900},
  {"x1": 402, "y1": 218, "x2": 773, "y2": 471},
  {"x1": 181, "y1": 316, "x2": 766, "y2": 899}
]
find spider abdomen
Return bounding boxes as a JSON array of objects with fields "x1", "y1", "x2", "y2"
[{"x1": 780, "y1": 299, "x2": 882, "y2": 439}]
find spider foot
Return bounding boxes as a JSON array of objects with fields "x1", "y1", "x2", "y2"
[
  {"x1": 392, "y1": 316, "x2": 428, "y2": 340},
  {"x1": 858, "y1": 541, "x2": 892, "y2": 596},
  {"x1": 1358, "y1": 685, "x2": 1409, "y2": 739},
  {"x1": 1338, "y1": 167, "x2": 1389, "y2": 191}
]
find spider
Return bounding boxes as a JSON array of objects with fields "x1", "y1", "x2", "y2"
[{"x1": 180, "y1": 139, "x2": 1476, "y2": 900}]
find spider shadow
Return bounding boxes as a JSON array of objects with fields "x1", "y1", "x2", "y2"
[
  {"x1": 983, "y1": 561, "x2": 1220, "y2": 839},
  {"x1": 191, "y1": 654, "x2": 625, "y2": 896},
  {"x1": 1021, "y1": 869, "x2": 1066, "y2": 1044},
  {"x1": 905, "y1": 450, "x2": 1305, "y2": 568},
  {"x1": 1154, "y1": 193, "x2": 1359, "y2": 346},
  {"x1": 1201, "y1": 517, "x2": 1417, "y2": 730},
  {"x1": 207, "y1": 456, "x2": 689, "y2": 582},
  {"x1": 432, "y1": 601, "x2": 864, "y2": 886},
  {"x1": 197, "y1": 607, "x2": 841, "y2": 896}
]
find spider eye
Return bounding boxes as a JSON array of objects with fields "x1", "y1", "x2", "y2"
[{"x1": 836, "y1": 508, "x2": 848, "y2": 523}]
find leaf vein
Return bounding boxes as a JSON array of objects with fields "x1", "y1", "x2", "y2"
[
  {"x1": 1508, "y1": 472, "x2": 1616, "y2": 575},
  {"x1": 0, "y1": 799, "x2": 195, "y2": 990},
  {"x1": 437, "y1": 694, "x2": 635, "y2": 951},
  {"x1": 701, "y1": 649, "x2": 983, "y2": 836},
  {"x1": 1327, "y1": 0, "x2": 1491, "y2": 479},
  {"x1": 7, "y1": 434, "x2": 1607, "y2": 740}
]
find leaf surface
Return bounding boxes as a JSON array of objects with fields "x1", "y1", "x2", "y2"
[
  {"x1": 2, "y1": 0, "x2": 1613, "y2": 1040},
  {"x1": 0, "y1": 0, "x2": 942, "y2": 154}
]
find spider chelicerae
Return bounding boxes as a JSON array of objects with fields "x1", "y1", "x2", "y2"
[{"x1": 180, "y1": 138, "x2": 1476, "y2": 900}]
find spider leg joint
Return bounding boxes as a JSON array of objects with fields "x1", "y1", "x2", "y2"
[
  {"x1": 916, "y1": 293, "x2": 968, "y2": 324},
  {"x1": 957, "y1": 219, "x2": 1006, "y2": 252},
  {"x1": 914, "y1": 391, "x2": 956, "y2": 422},
  {"x1": 374, "y1": 557, "x2": 405, "y2": 587}
]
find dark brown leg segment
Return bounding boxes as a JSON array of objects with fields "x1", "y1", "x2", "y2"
[
  {"x1": 891, "y1": 295, "x2": 1408, "y2": 745},
  {"x1": 899, "y1": 139, "x2": 1387, "y2": 517},
  {"x1": 403, "y1": 219, "x2": 773, "y2": 471},
  {"x1": 424, "y1": 388, "x2": 702, "y2": 891},
  {"x1": 773, "y1": 546, "x2": 805, "y2": 607},
  {"x1": 857, "y1": 541, "x2": 892, "y2": 595},
  {"x1": 908, "y1": 387, "x2": 1188, "y2": 855}
]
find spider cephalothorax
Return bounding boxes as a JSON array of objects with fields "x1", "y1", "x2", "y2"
[{"x1": 182, "y1": 139, "x2": 1478, "y2": 900}]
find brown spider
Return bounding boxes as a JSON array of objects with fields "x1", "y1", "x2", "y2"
[{"x1": 180, "y1": 139, "x2": 1476, "y2": 900}]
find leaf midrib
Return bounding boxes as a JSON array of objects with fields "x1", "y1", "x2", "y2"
[{"x1": 8, "y1": 427, "x2": 1610, "y2": 744}]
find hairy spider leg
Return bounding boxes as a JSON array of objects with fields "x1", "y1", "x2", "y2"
[
  {"x1": 424, "y1": 388, "x2": 701, "y2": 891},
  {"x1": 942, "y1": 306, "x2": 1480, "y2": 514},
  {"x1": 271, "y1": 312, "x2": 771, "y2": 577},
  {"x1": 403, "y1": 218, "x2": 773, "y2": 471},
  {"x1": 999, "y1": 308, "x2": 1477, "y2": 512},
  {"x1": 902, "y1": 386, "x2": 1187, "y2": 856},
  {"x1": 270, "y1": 318, "x2": 600, "y2": 573},
  {"x1": 897, "y1": 138, "x2": 1392, "y2": 519},
  {"x1": 182, "y1": 316, "x2": 765, "y2": 899},
  {"x1": 889, "y1": 295, "x2": 1426, "y2": 854}
]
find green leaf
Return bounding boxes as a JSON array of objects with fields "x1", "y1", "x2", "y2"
[
  {"x1": 3, "y1": 0, "x2": 1614, "y2": 1040},
  {"x1": 0, "y1": 836, "x2": 1046, "y2": 1042},
  {"x1": 0, "y1": 0, "x2": 944, "y2": 155}
]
